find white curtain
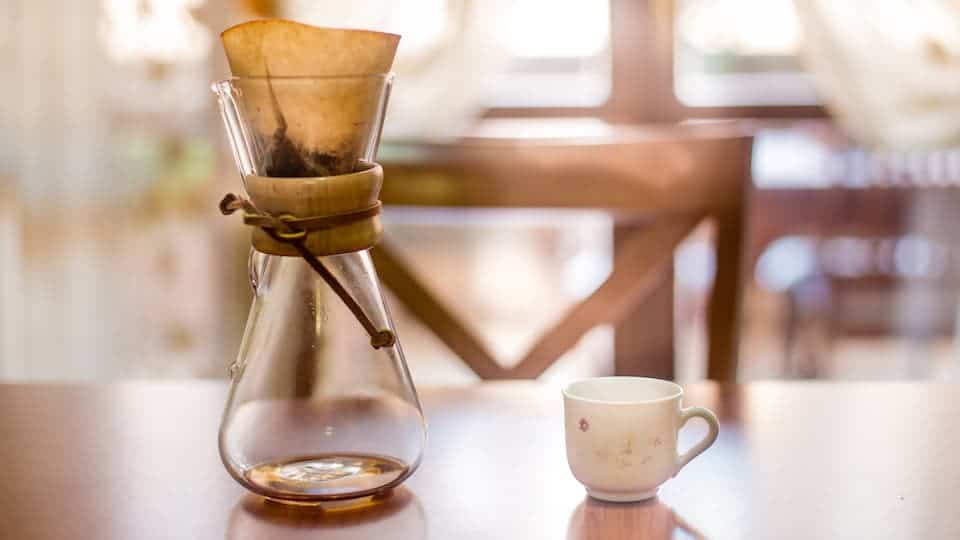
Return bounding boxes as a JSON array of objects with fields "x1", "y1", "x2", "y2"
[
  {"x1": 795, "y1": 0, "x2": 960, "y2": 148},
  {"x1": 0, "y1": 0, "x2": 233, "y2": 380}
]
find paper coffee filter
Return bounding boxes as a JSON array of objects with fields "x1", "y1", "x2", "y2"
[
  {"x1": 222, "y1": 19, "x2": 399, "y2": 77},
  {"x1": 221, "y1": 20, "x2": 399, "y2": 176}
]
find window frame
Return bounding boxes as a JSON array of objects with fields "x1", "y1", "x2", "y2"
[{"x1": 484, "y1": 0, "x2": 827, "y2": 122}]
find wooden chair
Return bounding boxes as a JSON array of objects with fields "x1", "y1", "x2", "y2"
[{"x1": 375, "y1": 122, "x2": 752, "y2": 381}]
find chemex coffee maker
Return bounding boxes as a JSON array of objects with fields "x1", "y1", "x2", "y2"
[{"x1": 212, "y1": 20, "x2": 426, "y2": 504}]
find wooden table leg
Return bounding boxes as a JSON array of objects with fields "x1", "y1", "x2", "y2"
[
  {"x1": 613, "y1": 224, "x2": 675, "y2": 379},
  {"x1": 707, "y1": 209, "x2": 745, "y2": 381},
  {"x1": 614, "y1": 261, "x2": 675, "y2": 379}
]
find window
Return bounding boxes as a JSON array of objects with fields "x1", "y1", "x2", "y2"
[
  {"x1": 489, "y1": 0, "x2": 612, "y2": 107},
  {"x1": 284, "y1": 0, "x2": 612, "y2": 109},
  {"x1": 674, "y1": 0, "x2": 818, "y2": 107}
]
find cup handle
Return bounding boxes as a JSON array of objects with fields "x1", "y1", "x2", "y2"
[{"x1": 675, "y1": 406, "x2": 720, "y2": 475}]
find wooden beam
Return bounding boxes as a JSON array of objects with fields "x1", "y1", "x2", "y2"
[
  {"x1": 381, "y1": 134, "x2": 749, "y2": 213},
  {"x1": 606, "y1": 0, "x2": 677, "y2": 122},
  {"x1": 371, "y1": 242, "x2": 507, "y2": 379},
  {"x1": 507, "y1": 215, "x2": 701, "y2": 379}
]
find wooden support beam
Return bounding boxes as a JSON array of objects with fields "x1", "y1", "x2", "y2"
[
  {"x1": 508, "y1": 215, "x2": 700, "y2": 379},
  {"x1": 371, "y1": 243, "x2": 507, "y2": 379}
]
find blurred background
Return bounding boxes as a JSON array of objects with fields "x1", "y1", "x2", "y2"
[{"x1": 4, "y1": 0, "x2": 960, "y2": 383}]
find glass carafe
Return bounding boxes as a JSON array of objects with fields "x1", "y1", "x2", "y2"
[{"x1": 212, "y1": 75, "x2": 426, "y2": 503}]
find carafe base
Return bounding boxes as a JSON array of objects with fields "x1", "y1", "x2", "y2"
[{"x1": 243, "y1": 453, "x2": 409, "y2": 502}]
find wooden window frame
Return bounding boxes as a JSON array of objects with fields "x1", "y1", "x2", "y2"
[{"x1": 484, "y1": 0, "x2": 827, "y2": 122}]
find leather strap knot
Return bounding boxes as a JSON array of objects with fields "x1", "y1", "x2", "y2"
[{"x1": 220, "y1": 193, "x2": 396, "y2": 350}]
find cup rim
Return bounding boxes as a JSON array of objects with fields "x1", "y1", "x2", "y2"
[
  {"x1": 562, "y1": 376, "x2": 683, "y2": 405},
  {"x1": 213, "y1": 73, "x2": 395, "y2": 84}
]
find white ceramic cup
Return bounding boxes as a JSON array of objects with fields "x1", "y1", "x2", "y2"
[{"x1": 562, "y1": 377, "x2": 719, "y2": 502}]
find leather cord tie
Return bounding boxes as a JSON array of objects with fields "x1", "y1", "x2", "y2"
[{"x1": 220, "y1": 193, "x2": 396, "y2": 350}]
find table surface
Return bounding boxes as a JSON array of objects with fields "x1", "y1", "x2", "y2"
[{"x1": 1, "y1": 381, "x2": 957, "y2": 540}]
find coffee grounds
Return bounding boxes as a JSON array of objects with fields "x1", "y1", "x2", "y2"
[
  {"x1": 262, "y1": 73, "x2": 353, "y2": 178},
  {"x1": 265, "y1": 129, "x2": 349, "y2": 178}
]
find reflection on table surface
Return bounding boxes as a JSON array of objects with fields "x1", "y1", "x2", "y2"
[
  {"x1": 226, "y1": 488, "x2": 426, "y2": 540},
  {"x1": 567, "y1": 496, "x2": 708, "y2": 540}
]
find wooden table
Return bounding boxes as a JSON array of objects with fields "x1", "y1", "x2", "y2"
[{"x1": 1, "y1": 381, "x2": 957, "y2": 539}]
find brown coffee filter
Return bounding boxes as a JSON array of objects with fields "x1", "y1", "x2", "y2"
[
  {"x1": 222, "y1": 19, "x2": 399, "y2": 77},
  {"x1": 221, "y1": 20, "x2": 399, "y2": 176}
]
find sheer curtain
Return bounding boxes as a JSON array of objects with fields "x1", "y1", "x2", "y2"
[
  {"x1": 0, "y1": 0, "x2": 236, "y2": 380},
  {"x1": 795, "y1": 0, "x2": 960, "y2": 148}
]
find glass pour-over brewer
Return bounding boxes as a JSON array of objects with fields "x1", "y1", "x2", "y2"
[{"x1": 212, "y1": 20, "x2": 425, "y2": 504}]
